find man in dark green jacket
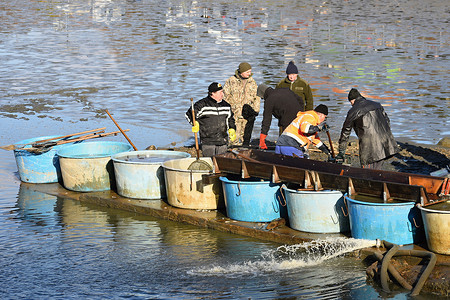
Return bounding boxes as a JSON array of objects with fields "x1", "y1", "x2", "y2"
[{"x1": 276, "y1": 61, "x2": 314, "y2": 111}]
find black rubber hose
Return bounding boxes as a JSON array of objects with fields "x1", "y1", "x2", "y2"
[
  {"x1": 394, "y1": 249, "x2": 437, "y2": 297},
  {"x1": 373, "y1": 251, "x2": 413, "y2": 290},
  {"x1": 380, "y1": 240, "x2": 437, "y2": 296},
  {"x1": 380, "y1": 243, "x2": 400, "y2": 292}
]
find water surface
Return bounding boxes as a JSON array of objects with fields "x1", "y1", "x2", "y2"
[{"x1": 0, "y1": 0, "x2": 448, "y2": 149}]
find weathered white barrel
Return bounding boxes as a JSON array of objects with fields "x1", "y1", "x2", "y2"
[
  {"x1": 282, "y1": 186, "x2": 349, "y2": 233},
  {"x1": 162, "y1": 157, "x2": 222, "y2": 210},
  {"x1": 112, "y1": 150, "x2": 190, "y2": 199},
  {"x1": 418, "y1": 202, "x2": 450, "y2": 255},
  {"x1": 57, "y1": 141, "x2": 132, "y2": 192}
]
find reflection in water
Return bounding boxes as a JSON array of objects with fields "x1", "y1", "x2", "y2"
[
  {"x1": 60, "y1": 198, "x2": 113, "y2": 243},
  {"x1": 16, "y1": 183, "x2": 62, "y2": 229}
]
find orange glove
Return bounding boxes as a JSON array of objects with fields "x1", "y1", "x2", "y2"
[{"x1": 259, "y1": 133, "x2": 268, "y2": 150}]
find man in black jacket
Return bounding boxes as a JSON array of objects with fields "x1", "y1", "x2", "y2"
[
  {"x1": 336, "y1": 88, "x2": 398, "y2": 169},
  {"x1": 185, "y1": 82, "x2": 237, "y2": 157},
  {"x1": 257, "y1": 84, "x2": 304, "y2": 150}
]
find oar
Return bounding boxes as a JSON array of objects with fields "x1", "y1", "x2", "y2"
[
  {"x1": 0, "y1": 127, "x2": 107, "y2": 151},
  {"x1": 105, "y1": 109, "x2": 138, "y2": 151},
  {"x1": 25, "y1": 129, "x2": 130, "y2": 154},
  {"x1": 32, "y1": 131, "x2": 104, "y2": 149}
]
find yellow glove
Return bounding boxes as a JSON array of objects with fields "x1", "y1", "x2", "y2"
[
  {"x1": 191, "y1": 121, "x2": 199, "y2": 133},
  {"x1": 228, "y1": 128, "x2": 236, "y2": 142}
]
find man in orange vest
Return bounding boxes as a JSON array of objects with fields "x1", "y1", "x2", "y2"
[{"x1": 275, "y1": 104, "x2": 333, "y2": 160}]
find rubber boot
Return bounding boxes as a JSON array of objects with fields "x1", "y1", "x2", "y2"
[{"x1": 243, "y1": 117, "x2": 255, "y2": 147}]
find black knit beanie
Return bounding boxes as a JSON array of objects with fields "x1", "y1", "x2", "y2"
[
  {"x1": 286, "y1": 61, "x2": 298, "y2": 74},
  {"x1": 314, "y1": 104, "x2": 328, "y2": 115}
]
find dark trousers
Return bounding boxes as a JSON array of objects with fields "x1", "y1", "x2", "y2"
[
  {"x1": 242, "y1": 117, "x2": 255, "y2": 146},
  {"x1": 201, "y1": 144, "x2": 227, "y2": 157}
]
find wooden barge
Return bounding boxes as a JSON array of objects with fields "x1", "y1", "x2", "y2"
[{"x1": 208, "y1": 149, "x2": 450, "y2": 206}]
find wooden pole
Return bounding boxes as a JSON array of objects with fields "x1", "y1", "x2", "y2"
[{"x1": 105, "y1": 109, "x2": 138, "y2": 151}]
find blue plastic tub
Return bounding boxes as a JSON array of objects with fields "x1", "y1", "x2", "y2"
[
  {"x1": 283, "y1": 186, "x2": 349, "y2": 233},
  {"x1": 220, "y1": 176, "x2": 285, "y2": 222},
  {"x1": 14, "y1": 135, "x2": 83, "y2": 183},
  {"x1": 57, "y1": 141, "x2": 133, "y2": 192},
  {"x1": 346, "y1": 194, "x2": 423, "y2": 245},
  {"x1": 112, "y1": 150, "x2": 190, "y2": 199}
]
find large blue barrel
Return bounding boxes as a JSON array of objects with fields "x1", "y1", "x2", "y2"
[
  {"x1": 346, "y1": 195, "x2": 423, "y2": 245},
  {"x1": 112, "y1": 150, "x2": 190, "y2": 199},
  {"x1": 14, "y1": 136, "x2": 82, "y2": 183},
  {"x1": 282, "y1": 186, "x2": 349, "y2": 233},
  {"x1": 220, "y1": 176, "x2": 284, "y2": 222},
  {"x1": 57, "y1": 141, "x2": 133, "y2": 192}
]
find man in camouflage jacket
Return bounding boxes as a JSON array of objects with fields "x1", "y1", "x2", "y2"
[{"x1": 223, "y1": 62, "x2": 260, "y2": 146}]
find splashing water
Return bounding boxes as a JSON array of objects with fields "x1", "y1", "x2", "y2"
[{"x1": 189, "y1": 237, "x2": 376, "y2": 277}]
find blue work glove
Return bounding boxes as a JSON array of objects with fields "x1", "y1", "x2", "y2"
[
  {"x1": 318, "y1": 122, "x2": 330, "y2": 132},
  {"x1": 318, "y1": 144, "x2": 331, "y2": 156},
  {"x1": 327, "y1": 155, "x2": 336, "y2": 163}
]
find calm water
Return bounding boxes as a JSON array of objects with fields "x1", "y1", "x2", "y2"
[{"x1": 0, "y1": 0, "x2": 449, "y2": 299}]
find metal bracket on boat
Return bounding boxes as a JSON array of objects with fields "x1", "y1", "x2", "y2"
[
  {"x1": 312, "y1": 171, "x2": 322, "y2": 191},
  {"x1": 304, "y1": 170, "x2": 312, "y2": 189},
  {"x1": 420, "y1": 187, "x2": 427, "y2": 205},
  {"x1": 201, "y1": 173, "x2": 224, "y2": 185},
  {"x1": 439, "y1": 178, "x2": 449, "y2": 196},
  {"x1": 303, "y1": 171, "x2": 322, "y2": 191},
  {"x1": 420, "y1": 187, "x2": 430, "y2": 206},
  {"x1": 383, "y1": 183, "x2": 392, "y2": 202},
  {"x1": 241, "y1": 160, "x2": 250, "y2": 179},
  {"x1": 272, "y1": 165, "x2": 281, "y2": 183},
  {"x1": 348, "y1": 178, "x2": 356, "y2": 196},
  {"x1": 213, "y1": 157, "x2": 220, "y2": 174}
]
